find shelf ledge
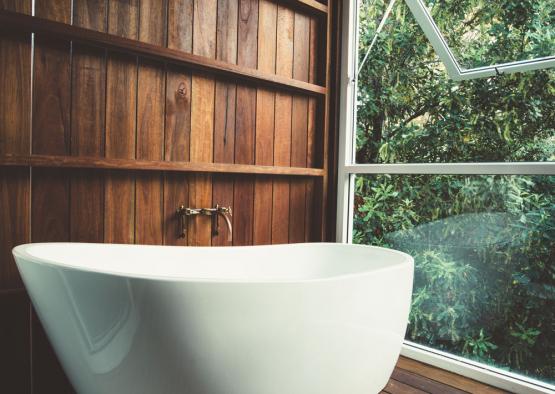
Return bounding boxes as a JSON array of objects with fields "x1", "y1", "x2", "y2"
[
  {"x1": 0, "y1": 10, "x2": 326, "y2": 97},
  {"x1": 0, "y1": 155, "x2": 325, "y2": 177}
]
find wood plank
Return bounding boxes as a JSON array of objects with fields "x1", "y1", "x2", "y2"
[
  {"x1": 70, "y1": 1, "x2": 107, "y2": 244},
  {"x1": 212, "y1": 0, "x2": 238, "y2": 246},
  {"x1": 73, "y1": 0, "x2": 107, "y2": 31},
  {"x1": 391, "y1": 367, "x2": 469, "y2": 394},
  {"x1": 0, "y1": 0, "x2": 31, "y2": 13},
  {"x1": 305, "y1": 16, "x2": 318, "y2": 241},
  {"x1": 272, "y1": 5, "x2": 295, "y2": 244},
  {"x1": 189, "y1": 0, "x2": 217, "y2": 246},
  {"x1": 164, "y1": 3, "x2": 192, "y2": 246},
  {"x1": 163, "y1": 173, "x2": 188, "y2": 245},
  {"x1": 253, "y1": 0, "x2": 277, "y2": 245},
  {"x1": 104, "y1": 1, "x2": 138, "y2": 244},
  {"x1": 138, "y1": 0, "x2": 167, "y2": 46},
  {"x1": 168, "y1": 0, "x2": 193, "y2": 52},
  {"x1": 289, "y1": 12, "x2": 310, "y2": 243},
  {"x1": 383, "y1": 378, "x2": 428, "y2": 394},
  {"x1": 135, "y1": 0, "x2": 166, "y2": 246},
  {"x1": 397, "y1": 357, "x2": 508, "y2": 394},
  {"x1": 233, "y1": 0, "x2": 259, "y2": 247},
  {"x1": 107, "y1": 0, "x2": 138, "y2": 39},
  {"x1": 0, "y1": 10, "x2": 326, "y2": 97},
  {"x1": 35, "y1": 0, "x2": 71, "y2": 23},
  {"x1": 32, "y1": 37, "x2": 70, "y2": 155},
  {"x1": 278, "y1": 0, "x2": 328, "y2": 16},
  {"x1": 0, "y1": 33, "x2": 31, "y2": 156},
  {"x1": 0, "y1": 291, "x2": 31, "y2": 393},
  {"x1": 0, "y1": 154, "x2": 326, "y2": 176},
  {"x1": 0, "y1": 168, "x2": 29, "y2": 289}
]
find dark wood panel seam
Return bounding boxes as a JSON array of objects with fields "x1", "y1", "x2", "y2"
[{"x1": 0, "y1": 10, "x2": 326, "y2": 97}]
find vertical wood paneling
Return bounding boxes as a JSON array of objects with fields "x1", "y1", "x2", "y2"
[
  {"x1": 32, "y1": 38, "x2": 71, "y2": 156},
  {"x1": 253, "y1": 0, "x2": 276, "y2": 245},
  {"x1": 189, "y1": 0, "x2": 217, "y2": 246},
  {"x1": 0, "y1": 33, "x2": 31, "y2": 155},
  {"x1": 272, "y1": 6, "x2": 294, "y2": 244},
  {"x1": 289, "y1": 12, "x2": 310, "y2": 243},
  {"x1": 306, "y1": 16, "x2": 318, "y2": 241},
  {"x1": 31, "y1": 168, "x2": 72, "y2": 393},
  {"x1": 0, "y1": 169, "x2": 29, "y2": 289},
  {"x1": 35, "y1": 0, "x2": 71, "y2": 23},
  {"x1": 104, "y1": 0, "x2": 138, "y2": 243},
  {"x1": 31, "y1": 3, "x2": 73, "y2": 391},
  {"x1": 0, "y1": 0, "x2": 31, "y2": 13},
  {"x1": 164, "y1": 2, "x2": 193, "y2": 246},
  {"x1": 168, "y1": 0, "x2": 193, "y2": 53},
  {"x1": 212, "y1": 0, "x2": 238, "y2": 246},
  {"x1": 135, "y1": 0, "x2": 166, "y2": 245},
  {"x1": 233, "y1": 0, "x2": 258, "y2": 247},
  {"x1": 70, "y1": 1, "x2": 107, "y2": 243},
  {"x1": 0, "y1": 0, "x2": 31, "y2": 291},
  {"x1": 0, "y1": 291, "x2": 31, "y2": 394}
]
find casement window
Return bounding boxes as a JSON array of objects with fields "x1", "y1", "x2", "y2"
[{"x1": 336, "y1": 0, "x2": 555, "y2": 392}]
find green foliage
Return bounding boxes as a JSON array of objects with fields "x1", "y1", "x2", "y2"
[{"x1": 354, "y1": 0, "x2": 555, "y2": 383}]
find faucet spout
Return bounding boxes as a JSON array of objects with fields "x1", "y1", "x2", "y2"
[{"x1": 215, "y1": 205, "x2": 233, "y2": 242}]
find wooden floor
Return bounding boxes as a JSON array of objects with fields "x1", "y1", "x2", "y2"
[{"x1": 383, "y1": 357, "x2": 511, "y2": 394}]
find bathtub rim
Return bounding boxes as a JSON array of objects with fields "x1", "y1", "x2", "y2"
[{"x1": 13, "y1": 242, "x2": 414, "y2": 285}]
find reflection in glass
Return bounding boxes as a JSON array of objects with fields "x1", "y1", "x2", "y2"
[
  {"x1": 353, "y1": 175, "x2": 555, "y2": 384},
  {"x1": 356, "y1": 0, "x2": 555, "y2": 164}
]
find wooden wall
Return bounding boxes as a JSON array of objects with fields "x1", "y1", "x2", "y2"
[{"x1": 0, "y1": 0, "x2": 332, "y2": 392}]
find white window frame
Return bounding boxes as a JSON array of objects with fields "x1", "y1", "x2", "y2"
[
  {"x1": 406, "y1": 0, "x2": 555, "y2": 81},
  {"x1": 336, "y1": 0, "x2": 555, "y2": 393}
]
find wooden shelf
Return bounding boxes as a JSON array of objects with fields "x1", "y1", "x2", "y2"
[
  {"x1": 280, "y1": 0, "x2": 328, "y2": 16},
  {"x1": 0, "y1": 155, "x2": 325, "y2": 177},
  {"x1": 0, "y1": 10, "x2": 326, "y2": 98}
]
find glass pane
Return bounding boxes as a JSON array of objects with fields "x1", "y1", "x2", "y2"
[
  {"x1": 426, "y1": 0, "x2": 555, "y2": 69},
  {"x1": 353, "y1": 174, "x2": 555, "y2": 385},
  {"x1": 356, "y1": 0, "x2": 555, "y2": 163}
]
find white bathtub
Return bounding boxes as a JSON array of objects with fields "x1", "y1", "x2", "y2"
[{"x1": 13, "y1": 242, "x2": 413, "y2": 394}]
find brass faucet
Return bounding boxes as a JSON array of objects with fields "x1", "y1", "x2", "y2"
[{"x1": 176, "y1": 205, "x2": 233, "y2": 242}]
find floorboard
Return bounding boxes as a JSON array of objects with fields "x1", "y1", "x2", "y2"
[{"x1": 385, "y1": 357, "x2": 512, "y2": 394}]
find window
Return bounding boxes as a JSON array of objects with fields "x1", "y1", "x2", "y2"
[
  {"x1": 337, "y1": 0, "x2": 555, "y2": 392},
  {"x1": 406, "y1": 0, "x2": 555, "y2": 80}
]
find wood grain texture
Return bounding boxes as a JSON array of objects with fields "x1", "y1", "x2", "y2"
[
  {"x1": 107, "y1": 0, "x2": 138, "y2": 39},
  {"x1": 233, "y1": 0, "x2": 259, "y2": 246},
  {"x1": 135, "y1": 0, "x2": 166, "y2": 246},
  {"x1": 70, "y1": 1, "x2": 107, "y2": 244},
  {"x1": 272, "y1": 6, "x2": 294, "y2": 244},
  {"x1": 35, "y1": 0, "x2": 71, "y2": 23},
  {"x1": 32, "y1": 37, "x2": 70, "y2": 155},
  {"x1": 163, "y1": 172, "x2": 188, "y2": 245},
  {"x1": 0, "y1": 10, "x2": 326, "y2": 97},
  {"x1": 168, "y1": 0, "x2": 193, "y2": 52},
  {"x1": 212, "y1": 0, "x2": 238, "y2": 246},
  {"x1": 0, "y1": 291, "x2": 30, "y2": 394},
  {"x1": 104, "y1": 1, "x2": 138, "y2": 244},
  {"x1": 0, "y1": 168, "x2": 29, "y2": 289},
  {"x1": 189, "y1": 0, "x2": 217, "y2": 246},
  {"x1": 73, "y1": 0, "x2": 107, "y2": 31},
  {"x1": 0, "y1": 0, "x2": 31, "y2": 13},
  {"x1": 1, "y1": 154, "x2": 325, "y2": 176},
  {"x1": 253, "y1": 0, "x2": 277, "y2": 245},
  {"x1": 396, "y1": 357, "x2": 508, "y2": 394},
  {"x1": 289, "y1": 12, "x2": 310, "y2": 243},
  {"x1": 0, "y1": 33, "x2": 31, "y2": 155}
]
